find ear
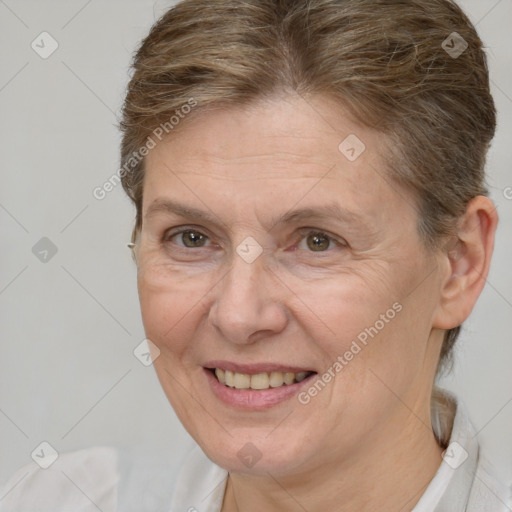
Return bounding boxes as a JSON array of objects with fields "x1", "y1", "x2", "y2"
[
  {"x1": 432, "y1": 195, "x2": 498, "y2": 330},
  {"x1": 129, "y1": 229, "x2": 141, "y2": 264}
]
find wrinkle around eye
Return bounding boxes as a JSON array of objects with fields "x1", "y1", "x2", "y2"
[{"x1": 160, "y1": 229, "x2": 350, "y2": 264}]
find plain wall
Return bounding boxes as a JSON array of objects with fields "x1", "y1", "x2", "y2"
[{"x1": 1, "y1": 0, "x2": 511, "y2": 491}]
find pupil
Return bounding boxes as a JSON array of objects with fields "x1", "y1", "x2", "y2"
[
  {"x1": 184, "y1": 230, "x2": 204, "y2": 247},
  {"x1": 308, "y1": 233, "x2": 328, "y2": 251}
]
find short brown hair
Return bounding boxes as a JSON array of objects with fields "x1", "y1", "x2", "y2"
[{"x1": 119, "y1": 0, "x2": 496, "y2": 377}]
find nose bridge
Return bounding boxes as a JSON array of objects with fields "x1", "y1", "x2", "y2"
[
  {"x1": 219, "y1": 245, "x2": 266, "y2": 317},
  {"x1": 222, "y1": 215, "x2": 268, "y2": 294},
  {"x1": 208, "y1": 242, "x2": 286, "y2": 343}
]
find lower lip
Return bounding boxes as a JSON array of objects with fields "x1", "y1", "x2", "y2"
[{"x1": 203, "y1": 368, "x2": 316, "y2": 410}]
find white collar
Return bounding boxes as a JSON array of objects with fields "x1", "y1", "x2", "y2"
[{"x1": 168, "y1": 388, "x2": 482, "y2": 512}]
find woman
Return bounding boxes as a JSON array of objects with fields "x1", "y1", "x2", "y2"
[
  {"x1": 117, "y1": 0, "x2": 510, "y2": 510},
  {"x1": 1, "y1": 0, "x2": 510, "y2": 510}
]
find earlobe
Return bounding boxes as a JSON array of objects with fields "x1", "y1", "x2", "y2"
[{"x1": 432, "y1": 196, "x2": 498, "y2": 330}]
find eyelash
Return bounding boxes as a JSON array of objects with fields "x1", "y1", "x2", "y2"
[{"x1": 162, "y1": 226, "x2": 347, "y2": 254}]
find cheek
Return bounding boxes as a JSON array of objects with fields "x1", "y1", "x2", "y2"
[
  {"x1": 136, "y1": 246, "x2": 428, "y2": 369},
  {"x1": 298, "y1": 267, "x2": 424, "y2": 387},
  {"x1": 137, "y1": 264, "x2": 210, "y2": 357},
  {"x1": 297, "y1": 269, "x2": 400, "y2": 342}
]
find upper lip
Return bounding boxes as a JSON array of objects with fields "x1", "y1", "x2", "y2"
[{"x1": 203, "y1": 360, "x2": 316, "y2": 374}]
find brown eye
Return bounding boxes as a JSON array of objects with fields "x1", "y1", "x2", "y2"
[
  {"x1": 306, "y1": 232, "x2": 331, "y2": 251},
  {"x1": 296, "y1": 230, "x2": 347, "y2": 253},
  {"x1": 164, "y1": 229, "x2": 210, "y2": 248},
  {"x1": 181, "y1": 230, "x2": 207, "y2": 247}
]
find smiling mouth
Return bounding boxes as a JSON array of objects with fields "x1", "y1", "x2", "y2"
[{"x1": 207, "y1": 368, "x2": 317, "y2": 390}]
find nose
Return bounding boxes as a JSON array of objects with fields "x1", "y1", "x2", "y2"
[{"x1": 208, "y1": 248, "x2": 288, "y2": 345}]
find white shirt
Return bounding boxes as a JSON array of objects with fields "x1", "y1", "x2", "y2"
[
  {"x1": 168, "y1": 389, "x2": 512, "y2": 512},
  {"x1": 1, "y1": 388, "x2": 510, "y2": 511}
]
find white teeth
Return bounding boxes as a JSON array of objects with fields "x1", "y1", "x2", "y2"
[
  {"x1": 225, "y1": 370, "x2": 234, "y2": 387},
  {"x1": 283, "y1": 372, "x2": 295, "y2": 385},
  {"x1": 250, "y1": 373, "x2": 269, "y2": 390},
  {"x1": 234, "y1": 372, "x2": 251, "y2": 389},
  {"x1": 215, "y1": 368, "x2": 225, "y2": 384},
  {"x1": 213, "y1": 369, "x2": 312, "y2": 390},
  {"x1": 269, "y1": 371, "x2": 284, "y2": 387}
]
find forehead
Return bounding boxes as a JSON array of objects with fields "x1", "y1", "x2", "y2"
[
  {"x1": 149, "y1": 95, "x2": 373, "y2": 165},
  {"x1": 142, "y1": 93, "x2": 413, "y2": 229}
]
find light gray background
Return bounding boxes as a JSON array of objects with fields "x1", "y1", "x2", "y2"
[{"x1": 1, "y1": 0, "x2": 511, "y2": 494}]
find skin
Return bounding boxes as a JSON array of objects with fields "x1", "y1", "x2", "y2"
[{"x1": 133, "y1": 93, "x2": 498, "y2": 512}]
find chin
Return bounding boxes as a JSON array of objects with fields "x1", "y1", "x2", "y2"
[{"x1": 196, "y1": 431, "x2": 314, "y2": 477}]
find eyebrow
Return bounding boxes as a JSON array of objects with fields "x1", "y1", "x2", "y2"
[{"x1": 145, "y1": 198, "x2": 369, "y2": 231}]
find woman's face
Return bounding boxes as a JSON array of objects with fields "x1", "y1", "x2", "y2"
[{"x1": 136, "y1": 94, "x2": 447, "y2": 477}]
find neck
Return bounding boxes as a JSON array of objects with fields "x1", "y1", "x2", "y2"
[{"x1": 221, "y1": 402, "x2": 444, "y2": 512}]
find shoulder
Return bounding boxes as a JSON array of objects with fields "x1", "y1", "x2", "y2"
[
  {"x1": 0, "y1": 445, "x2": 119, "y2": 511},
  {"x1": 431, "y1": 388, "x2": 512, "y2": 511},
  {"x1": 468, "y1": 454, "x2": 512, "y2": 511}
]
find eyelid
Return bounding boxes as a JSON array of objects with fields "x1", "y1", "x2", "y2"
[
  {"x1": 163, "y1": 225, "x2": 348, "y2": 250},
  {"x1": 163, "y1": 225, "x2": 215, "y2": 246},
  {"x1": 295, "y1": 227, "x2": 348, "y2": 248}
]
